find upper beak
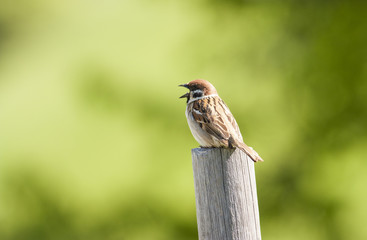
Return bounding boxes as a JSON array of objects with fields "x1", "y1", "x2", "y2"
[
  {"x1": 179, "y1": 92, "x2": 189, "y2": 99},
  {"x1": 178, "y1": 84, "x2": 189, "y2": 89}
]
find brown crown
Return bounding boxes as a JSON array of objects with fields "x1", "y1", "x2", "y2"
[{"x1": 187, "y1": 79, "x2": 217, "y2": 95}]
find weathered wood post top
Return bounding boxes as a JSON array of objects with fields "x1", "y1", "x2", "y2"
[{"x1": 192, "y1": 148, "x2": 261, "y2": 240}]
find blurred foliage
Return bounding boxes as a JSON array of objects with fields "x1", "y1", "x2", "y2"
[{"x1": 0, "y1": 0, "x2": 366, "y2": 239}]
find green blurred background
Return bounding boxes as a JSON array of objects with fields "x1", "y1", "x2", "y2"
[{"x1": 0, "y1": 0, "x2": 366, "y2": 239}]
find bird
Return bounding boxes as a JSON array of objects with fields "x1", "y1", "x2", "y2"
[{"x1": 179, "y1": 79, "x2": 263, "y2": 162}]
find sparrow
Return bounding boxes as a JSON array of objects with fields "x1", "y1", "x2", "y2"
[{"x1": 179, "y1": 79, "x2": 263, "y2": 162}]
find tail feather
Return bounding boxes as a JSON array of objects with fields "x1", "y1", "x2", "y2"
[{"x1": 235, "y1": 142, "x2": 263, "y2": 162}]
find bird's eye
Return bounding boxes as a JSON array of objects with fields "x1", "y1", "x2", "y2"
[{"x1": 193, "y1": 91, "x2": 203, "y2": 98}]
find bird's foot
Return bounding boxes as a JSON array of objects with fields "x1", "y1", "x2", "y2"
[{"x1": 199, "y1": 146, "x2": 213, "y2": 149}]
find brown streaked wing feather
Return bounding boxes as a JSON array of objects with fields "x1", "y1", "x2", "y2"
[
  {"x1": 218, "y1": 99, "x2": 243, "y2": 141},
  {"x1": 191, "y1": 97, "x2": 230, "y2": 142}
]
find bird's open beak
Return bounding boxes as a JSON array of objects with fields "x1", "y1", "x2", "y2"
[
  {"x1": 179, "y1": 84, "x2": 190, "y2": 99},
  {"x1": 178, "y1": 84, "x2": 189, "y2": 89}
]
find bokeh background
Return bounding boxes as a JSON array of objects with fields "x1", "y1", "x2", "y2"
[{"x1": 0, "y1": 0, "x2": 366, "y2": 239}]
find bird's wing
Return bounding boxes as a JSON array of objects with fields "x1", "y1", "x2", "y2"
[
  {"x1": 219, "y1": 100, "x2": 244, "y2": 141},
  {"x1": 191, "y1": 97, "x2": 236, "y2": 143}
]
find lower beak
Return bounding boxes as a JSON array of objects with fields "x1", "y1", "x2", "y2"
[{"x1": 179, "y1": 92, "x2": 189, "y2": 99}]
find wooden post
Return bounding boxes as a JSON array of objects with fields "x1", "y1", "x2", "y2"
[{"x1": 192, "y1": 148, "x2": 261, "y2": 240}]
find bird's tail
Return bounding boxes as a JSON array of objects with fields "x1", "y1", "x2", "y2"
[{"x1": 235, "y1": 141, "x2": 264, "y2": 162}]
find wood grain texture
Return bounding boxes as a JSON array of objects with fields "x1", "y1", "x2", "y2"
[{"x1": 192, "y1": 148, "x2": 261, "y2": 240}]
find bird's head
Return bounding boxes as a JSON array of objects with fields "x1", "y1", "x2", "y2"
[{"x1": 179, "y1": 79, "x2": 217, "y2": 103}]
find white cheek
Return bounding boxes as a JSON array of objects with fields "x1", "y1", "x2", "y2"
[{"x1": 192, "y1": 90, "x2": 203, "y2": 94}]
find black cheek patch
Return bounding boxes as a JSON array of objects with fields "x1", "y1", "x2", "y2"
[{"x1": 193, "y1": 92, "x2": 203, "y2": 98}]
